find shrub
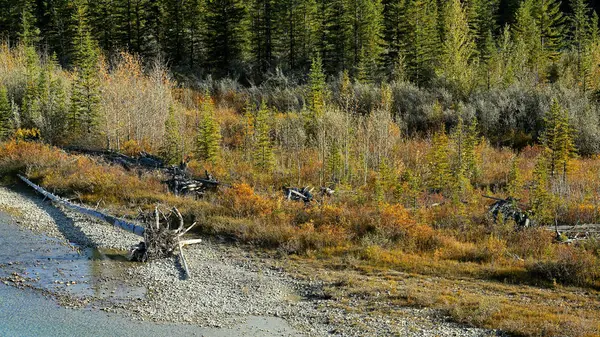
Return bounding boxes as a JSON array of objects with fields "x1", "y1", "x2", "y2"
[
  {"x1": 219, "y1": 183, "x2": 274, "y2": 218},
  {"x1": 526, "y1": 246, "x2": 600, "y2": 287}
]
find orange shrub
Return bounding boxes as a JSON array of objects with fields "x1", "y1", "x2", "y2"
[
  {"x1": 220, "y1": 183, "x2": 274, "y2": 217},
  {"x1": 121, "y1": 139, "x2": 143, "y2": 156}
]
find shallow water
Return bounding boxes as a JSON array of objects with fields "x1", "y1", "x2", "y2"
[{"x1": 0, "y1": 212, "x2": 301, "y2": 337}]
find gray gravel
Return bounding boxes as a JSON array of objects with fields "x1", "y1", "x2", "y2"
[{"x1": 0, "y1": 185, "x2": 500, "y2": 337}]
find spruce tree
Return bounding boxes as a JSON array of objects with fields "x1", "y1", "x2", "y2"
[
  {"x1": 161, "y1": 105, "x2": 182, "y2": 165},
  {"x1": 185, "y1": 0, "x2": 204, "y2": 69},
  {"x1": 507, "y1": 156, "x2": 523, "y2": 198},
  {"x1": 438, "y1": 0, "x2": 476, "y2": 95},
  {"x1": 87, "y1": 0, "x2": 119, "y2": 55},
  {"x1": 253, "y1": 101, "x2": 274, "y2": 171},
  {"x1": 513, "y1": 0, "x2": 543, "y2": 79},
  {"x1": 460, "y1": 117, "x2": 480, "y2": 181},
  {"x1": 531, "y1": 153, "x2": 554, "y2": 225},
  {"x1": 381, "y1": 0, "x2": 406, "y2": 79},
  {"x1": 278, "y1": 0, "x2": 319, "y2": 72},
  {"x1": 402, "y1": 0, "x2": 440, "y2": 86},
  {"x1": 326, "y1": 140, "x2": 343, "y2": 183},
  {"x1": 69, "y1": 2, "x2": 101, "y2": 137},
  {"x1": 541, "y1": 99, "x2": 577, "y2": 181},
  {"x1": 196, "y1": 99, "x2": 222, "y2": 164},
  {"x1": 554, "y1": 103, "x2": 577, "y2": 183},
  {"x1": 346, "y1": 0, "x2": 384, "y2": 81},
  {"x1": 204, "y1": 0, "x2": 248, "y2": 76},
  {"x1": 20, "y1": 3, "x2": 42, "y2": 129},
  {"x1": 251, "y1": 0, "x2": 277, "y2": 75},
  {"x1": 18, "y1": 0, "x2": 40, "y2": 47},
  {"x1": 308, "y1": 54, "x2": 326, "y2": 119},
  {"x1": 319, "y1": 0, "x2": 350, "y2": 74},
  {"x1": 162, "y1": 0, "x2": 186, "y2": 65},
  {"x1": 0, "y1": 86, "x2": 13, "y2": 140},
  {"x1": 42, "y1": 0, "x2": 77, "y2": 64},
  {"x1": 570, "y1": 0, "x2": 594, "y2": 92},
  {"x1": 427, "y1": 128, "x2": 452, "y2": 192},
  {"x1": 532, "y1": 0, "x2": 567, "y2": 61}
]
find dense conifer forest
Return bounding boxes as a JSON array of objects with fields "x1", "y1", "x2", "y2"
[{"x1": 3, "y1": 0, "x2": 600, "y2": 151}]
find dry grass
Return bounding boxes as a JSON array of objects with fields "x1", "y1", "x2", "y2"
[
  {"x1": 280, "y1": 255, "x2": 600, "y2": 337},
  {"x1": 2, "y1": 140, "x2": 600, "y2": 336}
]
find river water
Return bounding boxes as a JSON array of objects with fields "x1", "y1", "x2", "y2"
[{"x1": 0, "y1": 212, "x2": 300, "y2": 337}]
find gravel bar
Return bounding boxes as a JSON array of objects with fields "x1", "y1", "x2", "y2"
[{"x1": 0, "y1": 184, "x2": 500, "y2": 336}]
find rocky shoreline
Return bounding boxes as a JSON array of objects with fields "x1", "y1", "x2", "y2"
[{"x1": 0, "y1": 184, "x2": 498, "y2": 336}]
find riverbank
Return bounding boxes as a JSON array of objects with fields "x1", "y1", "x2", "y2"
[{"x1": 0, "y1": 184, "x2": 496, "y2": 336}]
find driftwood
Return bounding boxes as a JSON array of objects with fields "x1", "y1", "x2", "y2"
[
  {"x1": 484, "y1": 195, "x2": 531, "y2": 228},
  {"x1": 545, "y1": 223, "x2": 600, "y2": 243},
  {"x1": 283, "y1": 186, "x2": 314, "y2": 203},
  {"x1": 129, "y1": 207, "x2": 200, "y2": 279},
  {"x1": 66, "y1": 147, "x2": 164, "y2": 171},
  {"x1": 164, "y1": 168, "x2": 222, "y2": 198},
  {"x1": 18, "y1": 174, "x2": 200, "y2": 279},
  {"x1": 18, "y1": 174, "x2": 145, "y2": 236}
]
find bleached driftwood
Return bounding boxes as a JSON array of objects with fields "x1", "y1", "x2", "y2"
[
  {"x1": 18, "y1": 174, "x2": 145, "y2": 236},
  {"x1": 18, "y1": 174, "x2": 201, "y2": 279}
]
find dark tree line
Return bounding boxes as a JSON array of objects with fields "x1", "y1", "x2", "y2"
[{"x1": 1, "y1": 0, "x2": 600, "y2": 86}]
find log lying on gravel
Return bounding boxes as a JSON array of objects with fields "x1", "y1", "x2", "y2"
[
  {"x1": 17, "y1": 174, "x2": 200, "y2": 278},
  {"x1": 18, "y1": 174, "x2": 146, "y2": 236}
]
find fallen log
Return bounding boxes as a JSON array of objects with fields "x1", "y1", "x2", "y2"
[
  {"x1": 18, "y1": 174, "x2": 145, "y2": 236},
  {"x1": 18, "y1": 174, "x2": 200, "y2": 279}
]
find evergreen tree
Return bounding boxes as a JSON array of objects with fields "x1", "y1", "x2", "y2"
[
  {"x1": 196, "y1": 97, "x2": 222, "y2": 164},
  {"x1": 512, "y1": 0, "x2": 543, "y2": 80},
  {"x1": 531, "y1": 153, "x2": 554, "y2": 225},
  {"x1": 427, "y1": 128, "x2": 452, "y2": 192},
  {"x1": 18, "y1": 0, "x2": 40, "y2": 47},
  {"x1": 69, "y1": 3, "x2": 101, "y2": 137},
  {"x1": 161, "y1": 105, "x2": 183, "y2": 165},
  {"x1": 346, "y1": 0, "x2": 384, "y2": 80},
  {"x1": 438, "y1": 0, "x2": 476, "y2": 94},
  {"x1": 570, "y1": 0, "x2": 594, "y2": 92},
  {"x1": 402, "y1": 0, "x2": 440, "y2": 86},
  {"x1": 118, "y1": 0, "x2": 150, "y2": 55},
  {"x1": 308, "y1": 54, "x2": 326, "y2": 119},
  {"x1": 278, "y1": 0, "x2": 319, "y2": 72},
  {"x1": 469, "y1": 0, "x2": 500, "y2": 57},
  {"x1": 0, "y1": 86, "x2": 13, "y2": 140},
  {"x1": 506, "y1": 156, "x2": 523, "y2": 197},
  {"x1": 20, "y1": 3, "x2": 42, "y2": 129},
  {"x1": 204, "y1": 0, "x2": 248, "y2": 76},
  {"x1": 162, "y1": 0, "x2": 186, "y2": 64},
  {"x1": 532, "y1": 0, "x2": 567, "y2": 61},
  {"x1": 319, "y1": 0, "x2": 350, "y2": 74},
  {"x1": 461, "y1": 117, "x2": 480, "y2": 181},
  {"x1": 326, "y1": 140, "x2": 343, "y2": 183},
  {"x1": 87, "y1": 0, "x2": 119, "y2": 55},
  {"x1": 251, "y1": 0, "x2": 277, "y2": 75},
  {"x1": 541, "y1": 99, "x2": 577, "y2": 181},
  {"x1": 185, "y1": 0, "x2": 204, "y2": 69},
  {"x1": 0, "y1": 0, "x2": 28, "y2": 45},
  {"x1": 381, "y1": 0, "x2": 406, "y2": 79},
  {"x1": 42, "y1": 0, "x2": 77, "y2": 64},
  {"x1": 253, "y1": 101, "x2": 274, "y2": 171}
]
